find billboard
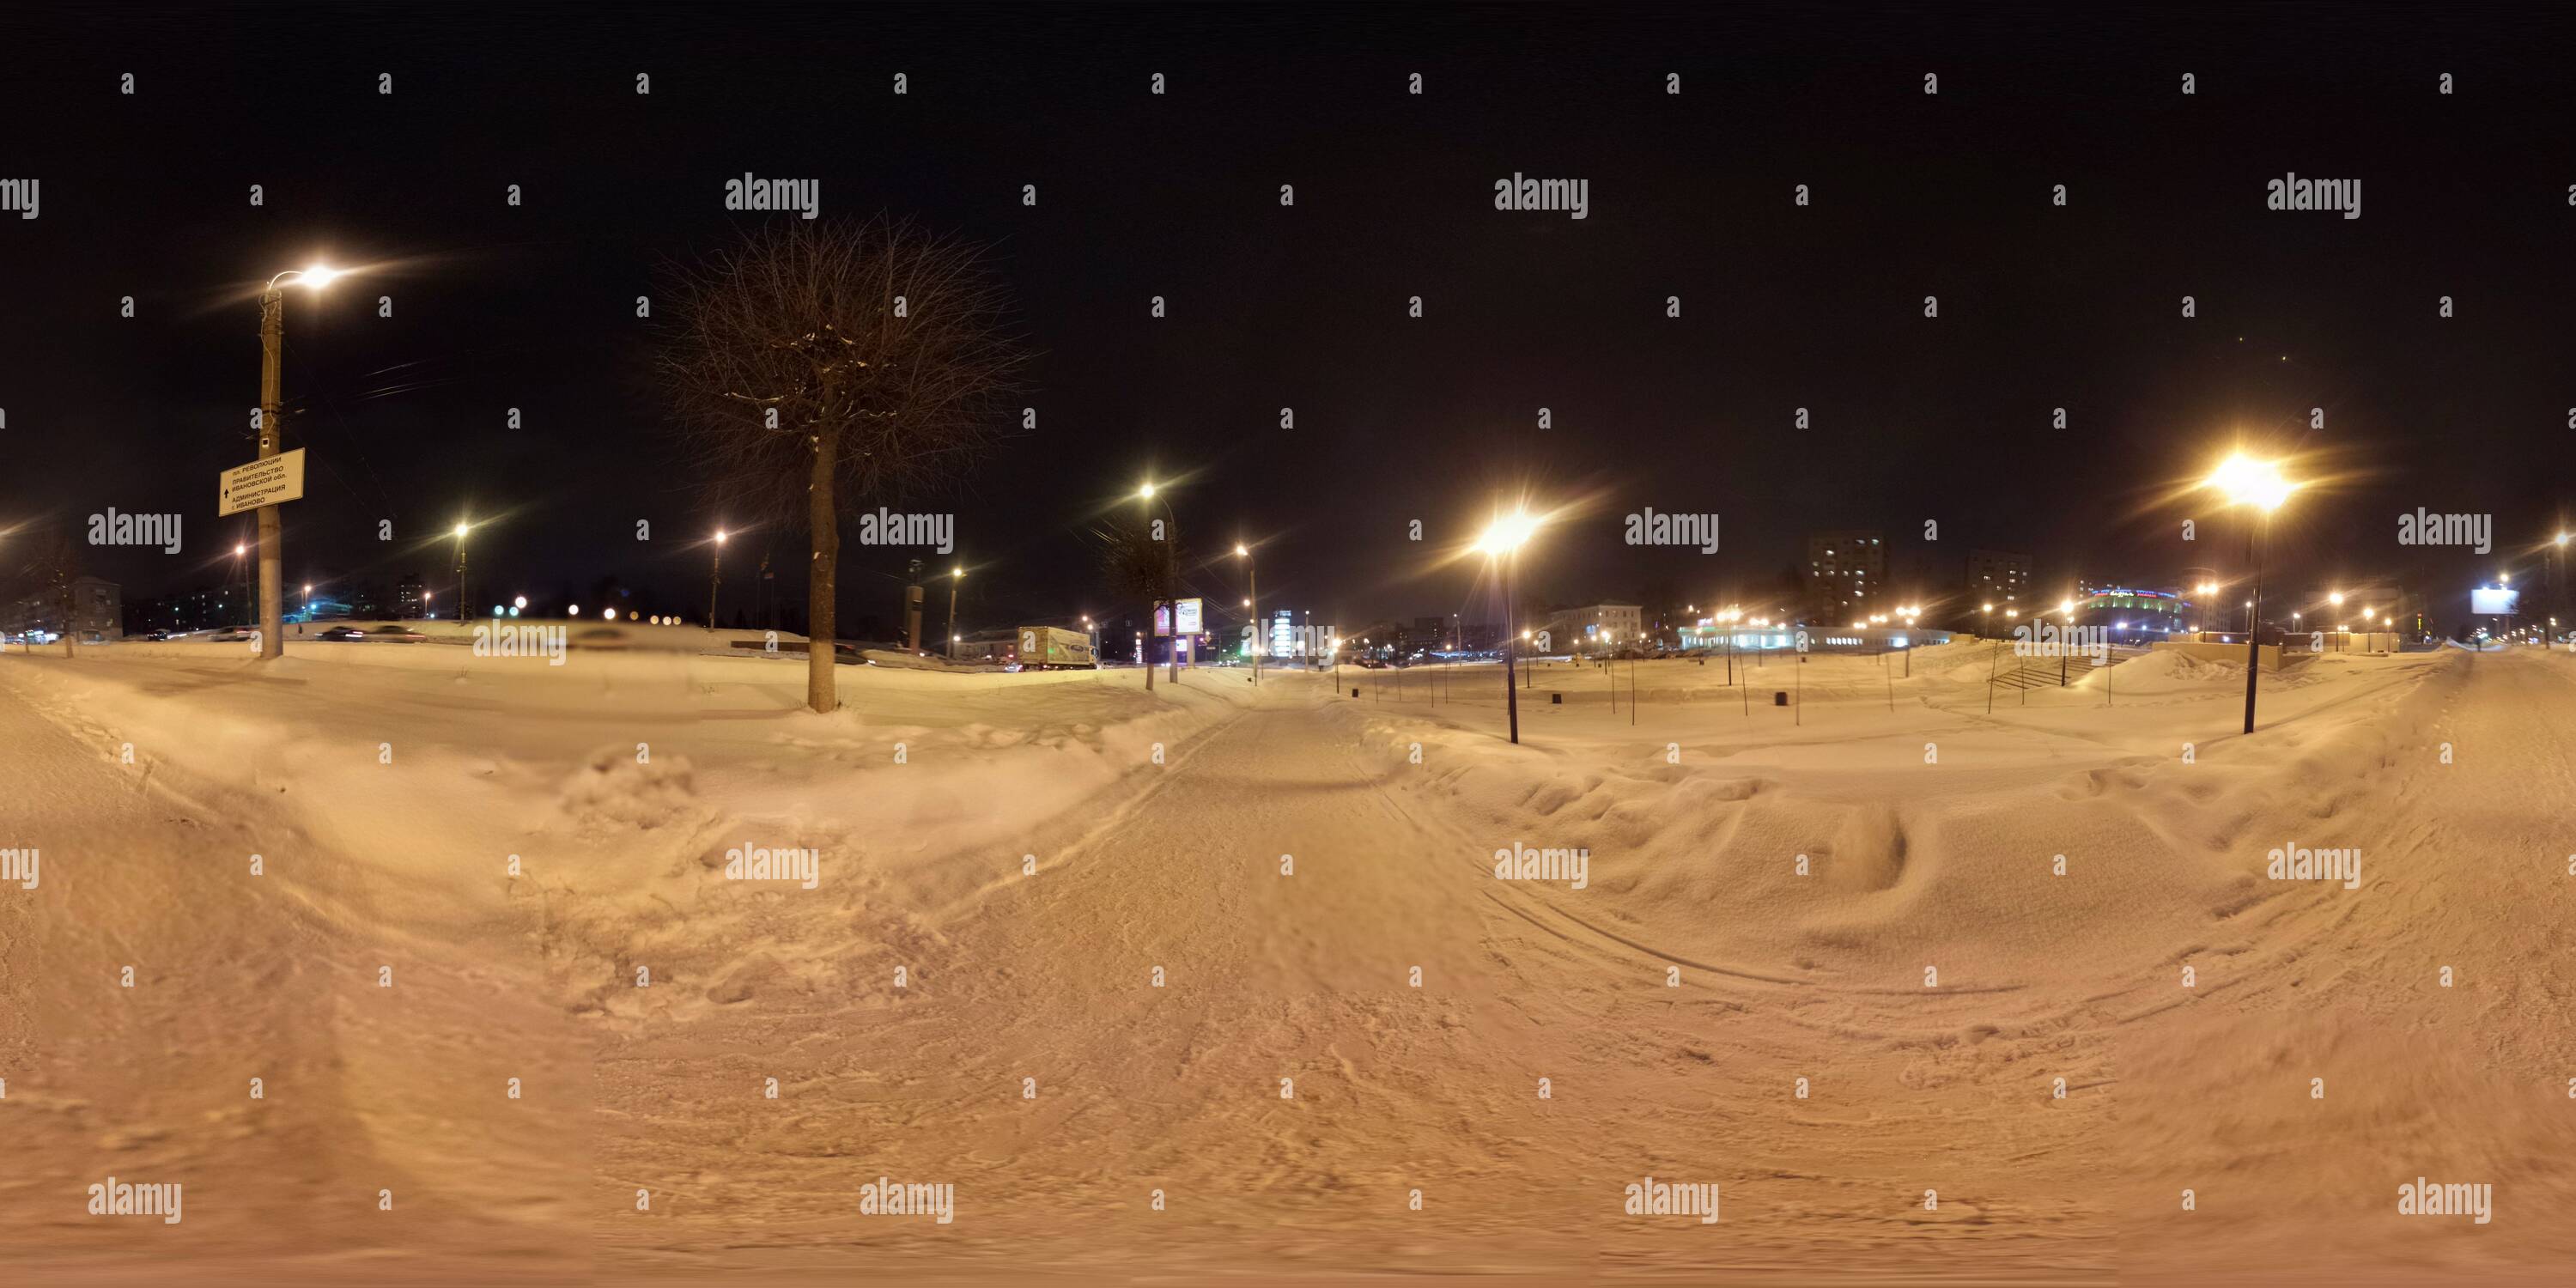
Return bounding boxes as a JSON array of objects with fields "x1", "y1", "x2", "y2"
[
  {"x1": 2470, "y1": 586, "x2": 2519, "y2": 616},
  {"x1": 1152, "y1": 598, "x2": 1204, "y2": 637}
]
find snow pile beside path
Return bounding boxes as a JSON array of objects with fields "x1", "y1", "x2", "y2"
[
  {"x1": 859, "y1": 648, "x2": 1005, "y2": 672},
  {"x1": 1339, "y1": 648, "x2": 2451, "y2": 994},
  {"x1": 2070, "y1": 647, "x2": 2236, "y2": 693},
  {"x1": 0, "y1": 647, "x2": 1254, "y2": 981}
]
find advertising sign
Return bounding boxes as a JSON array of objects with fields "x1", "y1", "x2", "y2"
[
  {"x1": 2470, "y1": 586, "x2": 2518, "y2": 616},
  {"x1": 1154, "y1": 598, "x2": 1204, "y2": 636}
]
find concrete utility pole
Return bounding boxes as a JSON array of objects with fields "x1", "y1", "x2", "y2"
[
  {"x1": 252, "y1": 264, "x2": 343, "y2": 658},
  {"x1": 255, "y1": 289, "x2": 288, "y2": 659}
]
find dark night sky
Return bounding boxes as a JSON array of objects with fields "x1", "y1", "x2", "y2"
[{"x1": 4, "y1": 2, "x2": 2573, "y2": 640}]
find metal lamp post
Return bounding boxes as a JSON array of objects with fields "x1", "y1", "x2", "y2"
[
  {"x1": 1235, "y1": 543, "x2": 1258, "y2": 685},
  {"x1": 2206, "y1": 454, "x2": 2296, "y2": 735},
  {"x1": 452, "y1": 521, "x2": 473, "y2": 625},
  {"x1": 1139, "y1": 482, "x2": 1180, "y2": 688},
  {"x1": 946, "y1": 565, "x2": 964, "y2": 659},
  {"x1": 710, "y1": 528, "x2": 726, "y2": 629},
  {"x1": 1479, "y1": 510, "x2": 1540, "y2": 744}
]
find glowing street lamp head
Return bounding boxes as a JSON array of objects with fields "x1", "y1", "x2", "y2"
[
  {"x1": 1233, "y1": 543, "x2": 1249, "y2": 557},
  {"x1": 1479, "y1": 510, "x2": 1540, "y2": 556},
  {"x1": 273, "y1": 263, "x2": 345, "y2": 291},
  {"x1": 453, "y1": 522, "x2": 471, "y2": 538},
  {"x1": 2206, "y1": 453, "x2": 2296, "y2": 511},
  {"x1": 1138, "y1": 482, "x2": 1157, "y2": 500},
  {"x1": 715, "y1": 529, "x2": 727, "y2": 544}
]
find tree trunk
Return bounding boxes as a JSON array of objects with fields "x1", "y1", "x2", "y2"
[{"x1": 806, "y1": 428, "x2": 840, "y2": 714}]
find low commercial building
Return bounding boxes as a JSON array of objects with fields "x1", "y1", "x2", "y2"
[
  {"x1": 2067, "y1": 586, "x2": 2190, "y2": 644},
  {"x1": 1542, "y1": 604, "x2": 1643, "y2": 651}
]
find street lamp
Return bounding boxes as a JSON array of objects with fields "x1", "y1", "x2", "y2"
[
  {"x1": 452, "y1": 521, "x2": 475, "y2": 624},
  {"x1": 2555, "y1": 533, "x2": 2571, "y2": 624},
  {"x1": 1479, "y1": 509, "x2": 1541, "y2": 744},
  {"x1": 2205, "y1": 453, "x2": 2297, "y2": 733},
  {"x1": 251, "y1": 263, "x2": 346, "y2": 659},
  {"x1": 1138, "y1": 482, "x2": 1180, "y2": 689},
  {"x1": 710, "y1": 528, "x2": 727, "y2": 630},
  {"x1": 1234, "y1": 542, "x2": 1259, "y2": 685},
  {"x1": 946, "y1": 565, "x2": 965, "y2": 659}
]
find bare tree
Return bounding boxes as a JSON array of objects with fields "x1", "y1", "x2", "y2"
[{"x1": 660, "y1": 216, "x2": 1027, "y2": 712}]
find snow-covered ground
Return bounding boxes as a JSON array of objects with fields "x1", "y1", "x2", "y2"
[{"x1": 3, "y1": 638, "x2": 2571, "y2": 1283}]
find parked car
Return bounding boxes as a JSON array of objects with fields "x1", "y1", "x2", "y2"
[
  {"x1": 572, "y1": 627, "x2": 632, "y2": 650},
  {"x1": 205, "y1": 626, "x2": 256, "y2": 642},
  {"x1": 316, "y1": 626, "x2": 368, "y2": 641},
  {"x1": 368, "y1": 624, "x2": 426, "y2": 642},
  {"x1": 142, "y1": 629, "x2": 173, "y2": 641}
]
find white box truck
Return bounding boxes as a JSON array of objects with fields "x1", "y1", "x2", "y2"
[{"x1": 1018, "y1": 624, "x2": 1097, "y2": 670}]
